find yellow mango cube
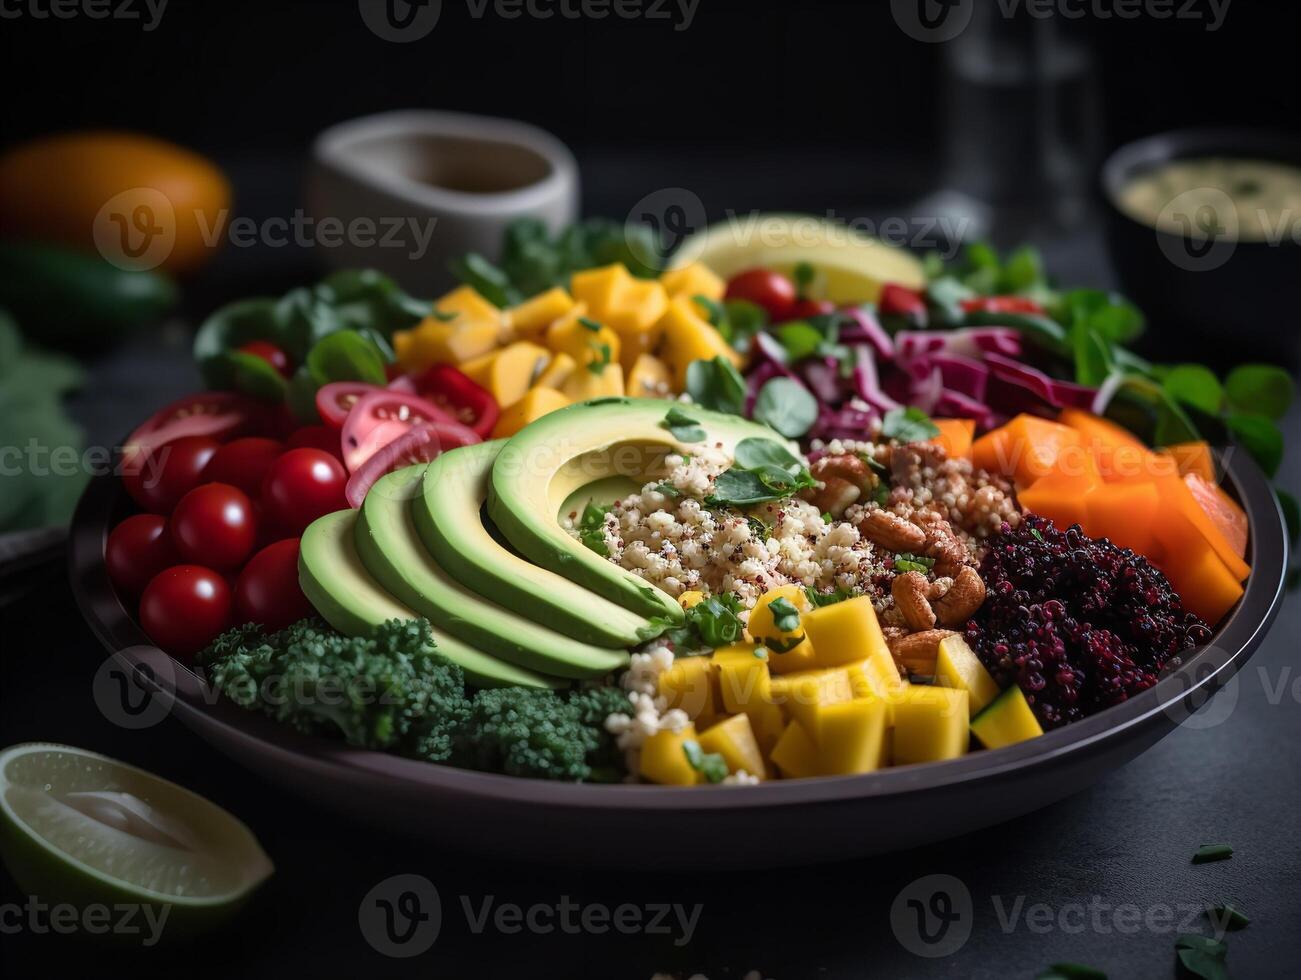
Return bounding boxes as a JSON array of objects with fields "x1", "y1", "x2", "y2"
[
  {"x1": 815, "y1": 697, "x2": 889, "y2": 776},
  {"x1": 770, "y1": 721, "x2": 822, "y2": 779},
  {"x1": 457, "y1": 349, "x2": 499, "y2": 389},
  {"x1": 570, "y1": 263, "x2": 631, "y2": 318},
  {"x1": 393, "y1": 316, "x2": 502, "y2": 371},
  {"x1": 658, "y1": 296, "x2": 744, "y2": 389},
  {"x1": 845, "y1": 651, "x2": 904, "y2": 725},
  {"x1": 638, "y1": 725, "x2": 701, "y2": 786},
  {"x1": 626, "y1": 352, "x2": 672, "y2": 399},
  {"x1": 532, "y1": 352, "x2": 576, "y2": 390},
  {"x1": 772, "y1": 667, "x2": 854, "y2": 737},
  {"x1": 604, "y1": 277, "x2": 668, "y2": 355},
  {"x1": 749, "y1": 585, "x2": 817, "y2": 675},
  {"x1": 545, "y1": 303, "x2": 622, "y2": 369},
  {"x1": 562, "y1": 361, "x2": 624, "y2": 402},
  {"x1": 433, "y1": 284, "x2": 502, "y2": 321},
  {"x1": 658, "y1": 654, "x2": 717, "y2": 720},
  {"x1": 491, "y1": 387, "x2": 569, "y2": 439},
  {"x1": 477, "y1": 341, "x2": 551, "y2": 409},
  {"x1": 747, "y1": 700, "x2": 786, "y2": 757},
  {"x1": 506, "y1": 287, "x2": 574, "y2": 337},
  {"x1": 713, "y1": 644, "x2": 774, "y2": 714},
  {"x1": 802, "y1": 596, "x2": 891, "y2": 668},
  {"x1": 660, "y1": 262, "x2": 725, "y2": 303},
  {"x1": 698, "y1": 713, "x2": 766, "y2": 781},
  {"x1": 892, "y1": 685, "x2": 970, "y2": 765},
  {"x1": 969, "y1": 685, "x2": 1043, "y2": 750},
  {"x1": 935, "y1": 635, "x2": 1001, "y2": 714}
]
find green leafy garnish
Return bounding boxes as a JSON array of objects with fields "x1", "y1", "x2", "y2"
[
  {"x1": 686, "y1": 355, "x2": 747, "y2": 417},
  {"x1": 1192, "y1": 843, "x2": 1233, "y2": 864},
  {"x1": 753, "y1": 376, "x2": 818, "y2": 438},
  {"x1": 893, "y1": 553, "x2": 935, "y2": 574},
  {"x1": 692, "y1": 294, "x2": 726, "y2": 326},
  {"x1": 793, "y1": 261, "x2": 815, "y2": 296},
  {"x1": 577, "y1": 502, "x2": 610, "y2": 556},
  {"x1": 1175, "y1": 934, "x2": 1229, "y2": 980},
  {"x1": 707, "y1": 439, "x2": 816, "y2": 507},
  {"x1": 448, "y1": 252, "x2": 518, "y2": 307},
  {"x1": 733, "y1": 437, "x2": 804, "y2": 472},
  {"x1": 881, "y1": 406, "x2": 940, "y2": 442},
  {"x1": 1225, "y1": 364, "x2": 1293, "y2": 419},
  {"x1": 305, "y1": 329, "x2": 389, "y2": 387},
  {"x1": 587, "y1": 342, "x2": 613, "y2": 375},
  {"x1": 430, "y1": 307, "x2": 458, "y2": 323},
  {"x1": 767, "y1": 596, "x2": 802, "y2": 633},
  {"x1": 682, "y1": 739, "x2": 728, "y2": 783},
  {"x1": 805, "y1": 586, "x2": 854, "y2": 608},
  {"x1": 1030, "y1": 528, "x2": 1046, "y2": 543},
  {"x1": 579, "y1": 316, "x2": 602, "y2": 332},
  {"x1": 661, "y1": 406, "x2": 707, "y2": 443}
]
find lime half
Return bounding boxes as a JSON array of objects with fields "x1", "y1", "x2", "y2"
[{"x1": 0, "y1": 743, "x2": 273, "y2": 937}]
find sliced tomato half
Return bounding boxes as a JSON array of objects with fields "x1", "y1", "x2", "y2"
[
  {"x1": 124, "y1": 392, "x2": 268, "y2": 462},
  {"x1": 339, "y1": 390, "x2": 466, "y2": 473},
  {"x1": 345, "y1": 427, "x2": 442, "y2": 508},
  {"x1": 316, "y1": 382, "x2": 386, "y2": 430},
  {"x1": 396, "y1": 365, "x2": 500, "y2": 439}
]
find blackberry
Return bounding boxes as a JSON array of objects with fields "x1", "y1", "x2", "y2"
[{"x1": 965, "y1": 516, "x2": 1207, "y2": 730}]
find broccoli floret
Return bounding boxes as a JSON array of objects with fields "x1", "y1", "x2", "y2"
[
  {"x1": 453, "y1": 685, "x2": 630, "y2": 782},
  {"x1": 198, "y1": 618, "x2": 470, "y2": 763}
]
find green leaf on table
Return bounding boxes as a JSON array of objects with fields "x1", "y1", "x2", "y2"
[
  {"x1": 1191, "y1": 843, "x2": 1234, "y2": 864},
  {"x1": 881, "y1": 406, "x2": 941, "y2": 443},
  {"x1": 305, "y1": 329, "x2": 388, "y2": 387},
  {"x1": 753, "y1": 377, "x2": 818, "y2": 438},
  {"x1": 1225, "y1": 413, "x2": 1283, "y2": 477},
  {"x1": 1225, "y1": 364, "x2": 1294, "y2": 419},
  {"x1": 1177, "y1": 948, "x2": 1228, "y2": 980},
  {"x1": 1163, "y1": 364, "x2": 1225, "y2": 416},
  {"x1": 686, "y1": 356, "x2": 747, "y2": 417}
]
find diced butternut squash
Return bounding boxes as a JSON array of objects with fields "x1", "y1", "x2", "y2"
[
  {"x1": 815, "y1": 697, "x2": 888, "y2": 776},
  {"x1": 658, "y1": 296, "x2": 745, "y2": 389},
  {"x1": 1164, "y1": 543, "x2": 1245, "y2": 625},
  {"x1": 892, "y1": 686, "x2": 969, "y2": 765},
  {"x1": 971, "y1": 414, "x2": 1083, "y2": 488},
  {"x1": 802, "y1": 596, "x2": 890, "y2": 669},
  {"x1": 475, "y1": 341, "x2": 550, "y2": 410},
  {"x1": 506, "y1": 287, "x2": 574, "y2": 337},
  {"x1": 660, "y1": 262, "x2": 725, "y2": 303},
  {"x1": 490, "y1": 387, "x2": 569, "y2": 439},
  {"x1": 931, "y1": 418, "x2": 976, "y2": 460},
  {"x1": 748, "y1": 585, "x2": 816, "y2": 674},
  {"x1": 626, "y1": 353, "x2": 672, "y2": 399},
  {"x1": 545, "y1": 303, "x2": 622, "y2": 369},
  {"x1": 638, "y1": 725, "x2": 700, "y2": 786},
  {"x1": 969, "y1": 685, "x2": 1042, "y2": 749},
  {"x1": 1183, "y1": 472, "x2": 1248, "y2": 559},
  {"x1": 1083, "y1": 479, "x2": 1162, "y2": 558},
  {"x1": 935, "y1": 635, "x2": 1001, "y2": 714},
  {"x1": 533, "y1": 352, "x2": 576, "y2": 390},
  {"x1": 658, "y1": 654, "x2": 717, "y2": 720},
  {"x1": 1150, "y1": 473, "x2": 1250, "y2": 582},
  {"x1": 698, "y1": 714, "x2": 766, "y2": 780},
  {"x1": 561, "y1": 361, "x2": 625, "y2": 402},
  {"x1": 1163, "y1": 441, "x2": 1216, "y2": 482},
  {"x1": 1058, "y1": 407, "x2": 1152, "y2": 481},
  {"x1": 1016, "y1": 451, "x2": 1102, "y2": 531},
  {"x1": 769, "y1": 721, "x2": 822, "y2": 779}
]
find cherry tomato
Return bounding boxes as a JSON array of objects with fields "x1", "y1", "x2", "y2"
[
  {"x1": 202, "y1": 437, "x2": 284, "y2": 498},
  {"x1": 315, "y1": 381, "x2": 387, "y2": 430},
  {"x1": 123, "y1": 392, "x2": 267, "y2": 462},
  {"x1": 286, "y1": 425, "x2": 344, "y2": 460},
  {"x1": 233, "y1": 539, "x2": 314, "y2": 632},
  {"x1": 399, "y1": 365, "x2": 499, "y2": 439},
  {"x1": 878, "y1": 284, "x2": 928, "y2": 320},
  {"x1": 260, "y1": 448, "x2": 348, "y2": 536},
  {"x1": 725, "y1": 268, "x2": 797, "y2": 322},
  {"x1": 788, "y1": 298, "x2": 837, "y2": 321},
  {"x1": 139, "y1": 565, "x2": 232, "y2": 657},
  {"x1": 105, "y1": 514, "x2": 179, "y2": 598},
  {"x1": 344, "y1": 426, "x2": 444, "y2": 508},
  {"x1": 170, "y1": 483, "x2": 258, "y2": 570},
  {"x1": 959, "y1": 296, "x2": 1045, "y2": 315},
  {"x1": 236, "y1": 340, "x2": 292, "y2": 377},
  {"x1": 121, "y1": 435, "x2": 220, "y2": 514},
  {"x1": 339, "y1": 390, "x2": 458, "y2": 473}
]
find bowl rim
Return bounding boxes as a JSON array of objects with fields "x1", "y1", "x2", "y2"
[{"x1": 68, "y1": 446, "x2": 1288, "y2": 812}]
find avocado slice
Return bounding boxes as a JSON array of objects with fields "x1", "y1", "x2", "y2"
[
  {"x1": 415, "y1": 441, "x2": 654, "y2": 647},
  {"x1": 298, "y1": 509, "x2": 559, "y2": 689},
  {"x1": 355, "y1": 465, "x2": 629, "y2": 679},
  {"x1": 487, "y1": 397, "x2": 788, "y2": 621}
]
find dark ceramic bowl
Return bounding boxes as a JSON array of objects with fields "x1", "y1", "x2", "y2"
[
  {"x1": 69, "y1": 451, "x2": 1288, "y2": 869},
  {"x1": 1101, "y1": 128, "x2": 1301, "y2": 369}
]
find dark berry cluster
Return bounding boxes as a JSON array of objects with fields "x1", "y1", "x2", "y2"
[{"x1": 965, "y1": 516, "x2": 1212, "y2": 730}]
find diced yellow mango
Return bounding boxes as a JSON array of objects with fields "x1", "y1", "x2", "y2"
[
  {"x1": 506, "y1": 287, "x2": 574, "y2": 337},
  {"x1": 638, "y1": 725, "x2": 701, "y2": 786},
  {"x1": 434, "y1": 284, "x2": 502, "y2": 321},
  {"x1": 892, "y1": 686, "x2": 970, "y2": 765},
  {"x1": 658, "y1": 296, "x2": 744, "y2": 389},
  {"x1": 660, "y1": 262, "x2": 725, "y2": 303},
  {"x1": 816, "y1": 697, "x2": 889, "y2": 776},
  {"x1": 969, "y1": 685, "x2": 1043, "y2": 749},
  {"x1": 658, "y1": 655, "x2": 717, "y2": 720},
  {"x1": 490, "y1": 387, "x2": 569, "y2": 439},
  {"x1": 393, "y1": 316, "x2": 502, "y2": 371},
  {"x1": 545, "y1": 303, "x2": 622, "y2": 369},
  {"x1": 935, "y1": 635, "x2": 1001, "y2": 714},
  {"x1": 476, "y1": 341, "x2": 551, "y2": 409},
  {"x1": 772, "y1": 667, "x2": 854, "y2": 737},
  {"x1": 770, "y1": 721, "x2": 822, "y2": 779},
  {"x1": 802, "y1": 596, "x2": 890, "y2": 669},
  {"x1": 570, "y1": 263, "x2": 630, "y2": 318},
  {"x1": 532, "y1": 352, "x2": 576, "y2": 390},
  {"x1": 845, "y1": 652, "x2": 904, "y2": 725},
  {"x1": 749, "y1": 585, "x2": 817, "y2": 675},
  {"x1": 713, "y1": 644, "x2": 773, "y2": 714},
  {"x1": 626, "y1": 352, "x2": 673, "y2": 399},
  {"x1": 698, "y1": 714, "x2": 765, "y2": 781},
  {"x1": 458, "y1": 349, "x2": 499, "y2": 389},
  {"x1": 747, "y1": 701, "x2": 786, "y2": 758},
  {"x1": 562, "y1": 361, "x2": 624, "y2": 402}
]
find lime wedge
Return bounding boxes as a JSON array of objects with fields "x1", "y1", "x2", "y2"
[{"x1": 0, "y1": 743, "x2": 273, "y2": 936}]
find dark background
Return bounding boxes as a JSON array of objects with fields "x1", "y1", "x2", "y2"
[{"x1": 3, "y1": 2, "x2": 1300, "y2": 978}]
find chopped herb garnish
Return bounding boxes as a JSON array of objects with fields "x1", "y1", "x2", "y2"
[
  {"x1": 1175, "y1": 934, "x2": 1229, "y2": 980},
  {"x1": 653, "y1": 481, "x2": 681, "y2": 497},
  {"x1": 868, "y1": 481, "x2": 890, "y2": 506},
  {"x1": 430, "y1": 308, "x2": 458, "y2": 322},
  {"x1": 1208, "y1": 902, "x2": 1249, "y2": 931},
  {"x1": 579, "y1": 316, "x2": 602, "y2": 332},
  {"x1": 764, "y1": 635, "x2": 806, "y2": 654},
  {"x1": 1030, "y1": 527, "x2": 1046, "y2": 543},
  {"x1": 692, "y1": 294, "x2": 726, "y2": 327},
  {"x1": 682, "y1": 739, "x2": 728, "y2": 783},
  {"x1": 894, "y1": 553, "x2": 936, "y2": 574},
  {"x1": 661, "y1": 406, "x2": 707, "y2": 443},
  {"x1": 767, "y1": 596, "x2": 802, "y2": 634},
  {"x1": 587, "y1": 342, "x2": 613, "y2": 375},
  {"x1": 805, "y1": 586, "x2": 854, "y2": 608},
  {"x1": 577, "y1": 502, "x2": 610, "y2": 556},
  {"x1": 822, "y1": 511, "x2": 833, "y2": 523},
  {"x1": 745, "y1": 515, "x2": 768, "y2": 540},
  {"x1": 1192, "y1": 843, "x2": 1233, "y2": 864},
  {"x1": 793, "y1": 261, "x2": 815, "y2": 296},
  {"x1": 881, "y1": 406, "x2": 941, "y2": 443}
]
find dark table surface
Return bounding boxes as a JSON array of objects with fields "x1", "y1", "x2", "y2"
[{"x1": 1, "y1": 157, "x2": 1298, "y2": 980}]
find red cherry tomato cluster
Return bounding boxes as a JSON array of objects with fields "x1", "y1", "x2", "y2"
[
  {"x1": 110, "y1": 364, "x2": 492, "y2": 657},
  {"x1": 723, "y1": 268, "x2": 844, "y2": 325}
]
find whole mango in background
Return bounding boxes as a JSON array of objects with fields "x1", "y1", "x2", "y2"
[{"x1": 0, "y1": 131, "x2": 231, "y2": 276}]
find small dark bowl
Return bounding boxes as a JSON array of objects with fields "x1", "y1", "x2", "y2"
[
  {"x1": 68, "y1": 451, "x2": 1288, "y2": 869},
  {"x1": 1101, "y1": 128, "x2": 1301, "y2": 369}
]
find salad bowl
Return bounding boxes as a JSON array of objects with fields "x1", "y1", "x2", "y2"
[{"x1": 68, "y1": 446, "x2": 1288, "y2": 869}]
